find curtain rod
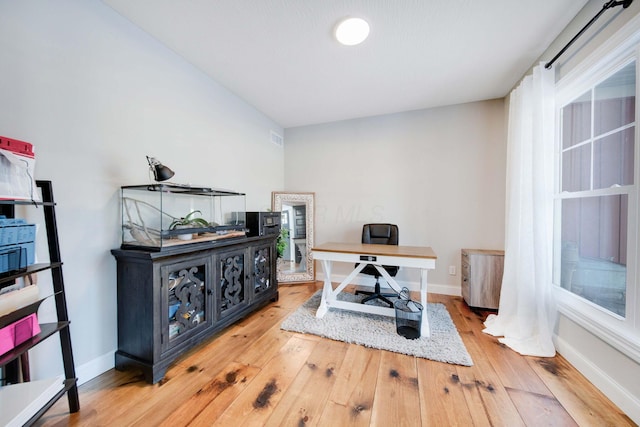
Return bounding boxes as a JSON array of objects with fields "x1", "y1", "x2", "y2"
[{"x1": 545, "y1": 0, "x2": 634, "y2": 69}]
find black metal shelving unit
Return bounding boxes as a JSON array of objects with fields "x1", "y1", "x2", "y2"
[{"x1": 0, "y1": 180, "x2": 79, "y2": 425}]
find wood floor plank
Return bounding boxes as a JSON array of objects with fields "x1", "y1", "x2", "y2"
[
  {"x1": 370, "y1": 351, "x2": 422, "y2": 427},
  {"x1": 276, "y1": 282, "x2": 322, "y2": 309},
  {"x1": 157, "y1": 361, "x2": 260, "y2": 426},
  {"x1": 35, "y1": 369, "x2": 148, "y2": 426},
  {"x1": 211, "y1": 335, "x2": 318, "y2": 426},
  {"x1": 417, "y1": 358, "x2": 474, "y2": 426},
  {"x1": 452, "y1": 364, "x2": 493, "y2": 427},
  {"x1": 235, "y1": 310, "x2": 321, "y2": 367},
  {"x1": 453, "y1": 297, "x2": 553, "y2": 397},
  {"x1": 264, "y1": 337, "x2": 349, "y2": 426},
  {"x1": 454, "y1": 330, "x2": 526, "y2": 427},
  {"x1": 506, "y1": 387, "x2": 578, "y2": 426},
  {"x1": 62, "y1": 359, "x2": 214, "y2": 426},
  {"x1": 482, "y1": 338, "x2": 553, "y2": 397},
  {"x1": 527, "y1": 355, "x2": 636, "y2": 426},
  {"x1": 321, "y1": 344, "x2": 381, "y2": 426},
  {"x1": 176, "y1": 303, "x2": 287, "y2": 377},
  {"x1": 33, "y1": 282, "x2": 634, "y2": 427},
  {"x1": 124, "y1": 360, "x2": 226, "y2": 425},
  {"x1": 235, "y1": 322, "x2": 302, "y2": 368}
]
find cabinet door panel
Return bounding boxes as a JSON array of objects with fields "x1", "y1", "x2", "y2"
[
  {"x1": 217, "y1": 248, "x2": 248, "y2": 319},
  {"x1": 252, "y1": 242, "x2": 274, "y2": 299},
  {"x1": 161, "y1": 255, "x2": 212, "y2": 353}
]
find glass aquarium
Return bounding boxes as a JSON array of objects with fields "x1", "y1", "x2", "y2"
[{"x1": 120, "y1": 184, "x2": 246, "y2": 250}]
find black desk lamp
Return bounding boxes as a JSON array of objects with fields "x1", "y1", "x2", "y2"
[{"x1": 146, "y1": 156, "x2": 175, "y2": 182}]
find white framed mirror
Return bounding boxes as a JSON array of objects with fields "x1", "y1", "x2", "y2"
[{"x1": 271, "y1": 192, "x2": 315, "y2": 283}]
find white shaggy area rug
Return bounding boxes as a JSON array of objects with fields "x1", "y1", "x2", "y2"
[{"x1": 281, "y1": 290, "x2": 473, "y2": 366}]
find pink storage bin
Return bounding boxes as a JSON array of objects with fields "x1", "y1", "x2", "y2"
[{"x1": 0, "y1": 313, "x2": 41, "y2": 356}]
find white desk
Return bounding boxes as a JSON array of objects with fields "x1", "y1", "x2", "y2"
[{"x1": 312, "y1": 242, "x2": 437, "y2": 337}]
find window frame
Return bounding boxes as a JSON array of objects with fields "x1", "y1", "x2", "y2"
[{"x1": 554, "y1": 35, "x2": 640, "y2": 363}]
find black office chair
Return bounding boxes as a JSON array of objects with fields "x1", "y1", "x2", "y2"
[{"x1": 355, "y1": 223, "x2": 399, "y2": 307}]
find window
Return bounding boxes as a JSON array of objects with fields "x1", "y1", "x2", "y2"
[
  {"x1": 557, "y1": 62, "x2": 635, "y2": 317},
  {"x1": 554, "y1": 39, "x2": 640, "y2": 360}
]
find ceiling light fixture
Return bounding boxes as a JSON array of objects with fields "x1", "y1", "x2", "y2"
[{"x1": 335, "y1": 17, "x2": 370, "y2": 46}]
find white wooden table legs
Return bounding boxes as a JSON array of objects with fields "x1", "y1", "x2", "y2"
[
  {"x1": 315, "y1": 260, "x2": 431, "y2": 338},
  {"x1": 419, "y1": 268, "x2": 430, "y2": 337}
]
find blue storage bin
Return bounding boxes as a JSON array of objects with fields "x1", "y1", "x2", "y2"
[
  {"x1": 0, "y1": 215, "x2": 36, "y2": 246},
  {"x1": 15, "y1": 224, "x2": 36, "y2": 243},
  {"x1": 0, "y1": 242, "x2": 34, "y2": 273},
  {"x1": 0, "y1": 245, "x2": 26, "y2": 273},
  {"x1": 0, "y1": 226, "x2": 17, "y2": 246}
]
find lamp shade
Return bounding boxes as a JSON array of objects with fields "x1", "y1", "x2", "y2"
[
  {"x1": 153, "y1": 164, "x2": 175, "y2": 182},
  {"x1": 146, "y1": 156, "x2": 175, "y2": 182}
]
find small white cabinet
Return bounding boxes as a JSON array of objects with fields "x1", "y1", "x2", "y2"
[{"x1": 461, "y1": 249, "x2": 504, "y2": 310}]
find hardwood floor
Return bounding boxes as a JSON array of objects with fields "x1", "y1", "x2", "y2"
[{"x1": 35, "y1": 282, "x2": 634, "y2": 426}]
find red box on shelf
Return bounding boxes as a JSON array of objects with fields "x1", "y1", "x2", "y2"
[
  {"x1": 0, "y1": 313, "x2": 41, "y2": 356},
  {"x1": 0, "y1": 135, "x2": 38, "y2": 201},
  {"x1": 0, "y1": 136, "x2": 34, "y2": 156}
]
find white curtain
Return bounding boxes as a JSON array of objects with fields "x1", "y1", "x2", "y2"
[{"x1": 483, "y1": 63, "x2": 556, "y2": 357}]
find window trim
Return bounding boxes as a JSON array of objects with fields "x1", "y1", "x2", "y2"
[
  {"x1": 554, "y1": 287, "x2": 640, "y2": 363},
  {"x1": 553, "y1": 15, "x2": 640, "y2": 363}
]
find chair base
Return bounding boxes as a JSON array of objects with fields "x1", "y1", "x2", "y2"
[{"x1": 355, "y1": 281, "x2": 396, "y2": 308}]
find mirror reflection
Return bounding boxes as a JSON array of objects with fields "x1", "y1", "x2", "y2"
[{"x1": 272, "y1": 192, "x2": 314, "y2": 283}]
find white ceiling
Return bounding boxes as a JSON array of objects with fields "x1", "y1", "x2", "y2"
[{"x1": 102, "y1": 0, "x2": 588, "y2": 128}]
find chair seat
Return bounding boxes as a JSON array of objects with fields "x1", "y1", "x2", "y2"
[{"x1": 361, "y1": 263, "x2": 398, "y2": 277}]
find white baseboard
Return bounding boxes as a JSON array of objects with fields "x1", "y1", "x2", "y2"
[
  {"x1": 554, "y1": 334, "x2": 640, "y2": 425},
  {"x1": 428, "y1": 283, "x2": 461, "y2": 296},
  {"x1": 75, "y1": 351, "x2": 114, "y2": 386}
]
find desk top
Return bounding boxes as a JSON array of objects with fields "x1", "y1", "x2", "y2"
[{"x1": 312, "y1": 242, "x2": 437, "y2": 260}]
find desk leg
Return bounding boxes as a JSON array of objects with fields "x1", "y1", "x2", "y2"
[
  {"x1": 375, "y1": 265, "x2": 402, "y2": 294},
  {"x1": 420, "y1": 268, "x2": 430, "y2": 338},
  {"x1": 316, "y1": 259, "x2": 332, "y2": 318}
]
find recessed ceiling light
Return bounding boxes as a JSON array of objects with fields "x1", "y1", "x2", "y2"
[{"x1": 335, "y1": 17, "x2": 370, "y2": 46}]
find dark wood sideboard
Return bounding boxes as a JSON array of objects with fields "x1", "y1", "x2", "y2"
[{"x1": 111, "y1": 235, "x2": 278, "y2": 384}]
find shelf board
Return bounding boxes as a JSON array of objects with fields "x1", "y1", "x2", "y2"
[
  {"x1": 0, "y1": 262, "x2": 63, "y2": 285},
  {"x1": 0, "y1": 293, "x2": 60, "y2": 329},
  {"x1": 0, "y1": 375, "x2": 65, "y2": 427},
  {"x1": 0, "y1": 322, "x2": 69, "y2": 366},
  {"x1": 0, "y1": 199, "x2": 54, "y2": 207}
]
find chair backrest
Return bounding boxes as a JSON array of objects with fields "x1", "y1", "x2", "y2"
[{"x1": 362, "y1": 223, "x2": 398, "y2": 246}]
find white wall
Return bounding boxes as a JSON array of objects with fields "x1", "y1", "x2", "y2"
[
  {"x1": 0, "y1": 1, "x2": 284, "y2": 383},
  {"x1": 284, "y1": 100, "x2": 506, "y2": 293}
]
